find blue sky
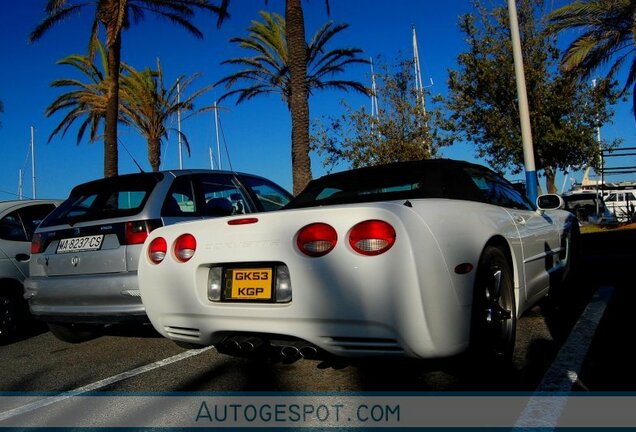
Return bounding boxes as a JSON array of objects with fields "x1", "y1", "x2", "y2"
[{"x1": 0, "y1": 1, "x2": 634, "y2": 200}]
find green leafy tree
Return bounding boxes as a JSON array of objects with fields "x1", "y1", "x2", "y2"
[
  {"x1": 312, "y1": 58, "x2": 444, "y2": 171},
  {"x1": 441, "y1": 0, "x2": 619, "y2": 193},
  {"x1": 120, "y1": 60, "x2": 214, "y2": 171},
  {"x1": 30, "y1": 0, "x2": 229, "y2": 178},
  {"x1": 216, "y1": 9, "x2": 368, "y2": 193},
  {"x1": 547, "y1": 0, "x2": 636, "y2": 115}
]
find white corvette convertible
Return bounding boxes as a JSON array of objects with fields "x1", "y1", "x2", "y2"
[{"x1": 138, "y1": 159, "x2": 578, "y2": 362}]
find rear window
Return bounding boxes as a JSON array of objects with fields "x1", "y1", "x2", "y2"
[
  {"x1": 41, "y1": 174, "x2": 161, "y2": 227},
  {"x1": 286, "y1": 161, "x2": 457, "y2": 208},
  {"x1": 285, "y1": 159, "x2": 524, "y2": 209}
]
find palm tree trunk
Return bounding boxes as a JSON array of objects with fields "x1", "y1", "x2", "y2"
[
  {"x1": 286, "y1": 0, "x2": 312, "y2": 195},
  {"x1": 148, "y1": 137, "x2": 161, "y2": 172},
  {"x1": 104, "y1": 27, "x2": 121, "y2": 178}
]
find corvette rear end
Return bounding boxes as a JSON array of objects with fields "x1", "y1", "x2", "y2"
[{"x1": 139, "y1": 200, "x2": 505, "y2": 360}]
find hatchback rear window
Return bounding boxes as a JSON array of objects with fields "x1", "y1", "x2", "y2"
[{"x1": 41, "y1": 173, "x2": 161, "y2": 227}]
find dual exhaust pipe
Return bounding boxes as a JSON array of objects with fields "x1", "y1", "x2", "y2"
[
  {"x1": 223, "y1": 336, "x2": 264, "y2": 353},
  {"x1": 281, "y1": 344, "x2": 319, "y2": 360},
  {"x1": 220, "y1": 335, "x2": 320, "y2": 360}
]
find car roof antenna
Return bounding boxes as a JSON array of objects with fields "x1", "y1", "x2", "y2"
[{"x1": 119, "y1": 138, "x2": 145, "y2": 173}]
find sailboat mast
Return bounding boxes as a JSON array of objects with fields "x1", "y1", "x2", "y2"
[
  {"x1": 31, "y1": 126, "x2": 36, "y2": 199},
  {"x1": 370, "y1": 57, "x2": 379, "y2": 121},
  {"x1": 18, "y1": 169, "x2": 23, "y2": 200},
  {"x1": 412, "y1": 26, "x2": 426, "y2": 115},
  {"x1": 214, "y1": 100, "x2": 221, "y2": 170},
  {"x1": 177, "y1": 80, "x2": 183, "y2": 170}
]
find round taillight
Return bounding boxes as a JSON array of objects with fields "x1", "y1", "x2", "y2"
[
  {"x1": 174, "y1": 234, "x2": 197, "y2": 262},
  {"x1": 148, "y1": 237, "x2": 167, "y2": 264},
  {"x1": 349, "y1": 220, "x2": 396, "y2": 256},
  {"x1": 296, "y1": 223, "x2": 337, "y2": 257}
]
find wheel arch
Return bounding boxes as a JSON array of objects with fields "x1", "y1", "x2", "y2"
[
  {"x1": 481, "y1": 235, "x2": 521, "y2": 312},
  {"x1": 470, "y1": 237, "x2": 518, "y2": 362},
  {"x1": 0, "y1": 278, "x2": 24, "y2": 298}
]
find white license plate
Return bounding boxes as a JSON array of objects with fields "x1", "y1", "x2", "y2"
[{"x1": 56, "y1": 235, "x2": 104, "y2": 254}]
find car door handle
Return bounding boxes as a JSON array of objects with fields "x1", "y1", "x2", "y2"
[
  {"x1": 15, "y1": 253, "x2": 30, "y2": 262},
  {"x1": 513, "y1": 216, "x2": 526, "y2": 224}
]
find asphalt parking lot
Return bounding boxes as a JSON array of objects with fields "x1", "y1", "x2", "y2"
[
  {"x1": 575, "y1": 227, "x2": 636, "y2": 390},
  {"x1": 0, "y1": 227, "x2": 632, "y2": 427}
]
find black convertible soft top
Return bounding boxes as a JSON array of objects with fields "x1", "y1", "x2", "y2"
[{"x1": 286, "y1": 159, "x2": 504, "y2": 209}]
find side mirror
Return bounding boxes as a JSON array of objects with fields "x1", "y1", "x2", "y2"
[{"x1": 537, "y1": 194, "x2": 564, "y2": 210}]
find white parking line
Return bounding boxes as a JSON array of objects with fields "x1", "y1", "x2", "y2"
[
  {"x1": 0, "y1": 346, "x2": 213, "y2": 422},
  {"x1": 515, "y1": 285, "x2": 614, "y2": 429}
]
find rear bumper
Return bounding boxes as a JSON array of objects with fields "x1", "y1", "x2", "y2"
[
  {"x1": 141, "y1": 259, "x2": 472, "y2": 359},
  {"x1": 24, "y1": 272, "x2": 146, "y2": 324}
]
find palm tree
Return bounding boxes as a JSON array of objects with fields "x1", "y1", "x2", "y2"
[
  {"x1": 285, "y1": 0, "x2": 334, "y2": 195},
  {"x1": 45, "y1": 43, "x2": 111, "y2": 145},
  {"x1": 285, "y1": 0, "x2": 311, "y2": 195},
  {"x1": 547, "y1": 0, "x2": 636, "y2": 114},
  {"x1": 216, "y1": 10, "x2": 368, "y2": 194},
  {"x1": 30, "y1": 0, "x2": 229, "y2": 178},
  {"x1": 46, "y1": 46, "x2": 210, "y2": 172},
  {"x1": 120, "y1": 60, "x2": 214, "y2": 171}
]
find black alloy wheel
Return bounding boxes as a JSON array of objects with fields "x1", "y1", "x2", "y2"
[{"x1": 471, "y1": 246, "x2": 517, "y2": 362}]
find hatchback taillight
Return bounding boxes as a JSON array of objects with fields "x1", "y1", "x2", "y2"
[
  {"x1": 126, "y1": 221, "x2": 150, "y2": 245},
  {"x1": 148, "y1": 237, "x2": 168, "y2": 264},
  {"x1": 348, "y1": 220, "x2": 396, "y2": 256},
  {"x1": 174, "y1": 234, "x2": 196, "y2": 262},
  {"x1": 296, "y1": 223, "x2": 338, "y2": 257},
  {"x1": 31, "y1": 233, "x2": 44, "y2": 254}
]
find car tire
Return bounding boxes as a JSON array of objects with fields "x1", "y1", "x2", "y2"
[
  {"x1": 470, "y1": 246, "x2": 517, "y2": 363},
  {"x1": 47, "y1": 322, "x2": 99, "y2": 344},
  {"x1": 0, "y1": 294, "x2": 19, "y2": 344}
]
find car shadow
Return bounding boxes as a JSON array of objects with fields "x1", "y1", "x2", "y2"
[
  {"x1": 1, "y1": 318, "x2": 49, "y2": 346},
  {"x1": 99, "y1": 322, "x2": 162, "y2": 339}
]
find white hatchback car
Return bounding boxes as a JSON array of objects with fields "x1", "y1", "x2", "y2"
[
  {"x1": 0, "y1": 199, "x2": 61, "y2": 343},
  {"x1": 25, "y1": 170, "x2": 292, "y2": 343},
  {"x1": 138, "y1": 159, "x2": 579, "y2": 363}
]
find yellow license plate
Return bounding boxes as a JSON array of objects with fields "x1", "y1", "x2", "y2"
[{"x1": 226, "y1": 268, "x2": 273, "y2": 301}]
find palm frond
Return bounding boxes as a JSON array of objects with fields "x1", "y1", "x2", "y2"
[
  {"x1": 30, "y1": 3, "x2": 84, "y2": 42},
  {"x1": 548, "y1": 0, "x2": 636, "y2": 96},
  {"x1": 217, "y1": 10, "x2": 367, "y2": 107},
  {"x1": 118, "y1": 56, "x2": 213, "y2": 169}
]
